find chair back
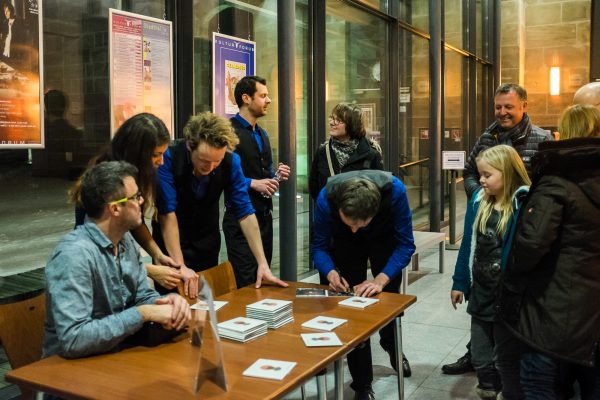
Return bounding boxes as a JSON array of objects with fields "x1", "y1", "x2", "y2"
[
  {"x1": 0, "y1": 290, "x2": 46, "y2": 369},
  {"x1": 178, "y1": 260, "x2": 237, "y2": 304}
]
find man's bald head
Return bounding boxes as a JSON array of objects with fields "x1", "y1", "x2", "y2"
[{"x1": 573, "y1": 82, "x2": 600, "y2": 110}]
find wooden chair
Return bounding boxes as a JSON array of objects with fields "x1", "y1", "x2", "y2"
[
  {"x1": 177, "y1": 260, "x2": 237, "y2": 303},
  {"x1": 0, "y1": 289, "x2": 46, "y2": 400}
]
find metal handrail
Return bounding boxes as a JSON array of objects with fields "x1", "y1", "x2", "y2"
[
  {"x1": 399, "y1": 157, "x2": 430, "y2": 169},
  {"x1": 399, "y1": 158, "x2": 430, "y2": 208}
]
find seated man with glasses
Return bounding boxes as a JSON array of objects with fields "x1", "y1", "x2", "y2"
[{"x1": 43, "y1": 161, "x2": 191, "y2": 359}]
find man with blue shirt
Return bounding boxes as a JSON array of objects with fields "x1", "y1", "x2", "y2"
[
  {"x1": 224, "y1": 76, "x2": 291, "y2": 288},
  {"x1": 153, "y1": 112, "x2": 286, "y2": 291},
  {"x1": 43, "y1": 161, "x2": 191, "y2": 359},
  {"x1": 311, "y1": 170, "x2": 415, "y2": 400}
]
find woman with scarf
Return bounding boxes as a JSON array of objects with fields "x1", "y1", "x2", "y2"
[{"x1": 309, "y1": 102, "x2": 383, "y2": 200}]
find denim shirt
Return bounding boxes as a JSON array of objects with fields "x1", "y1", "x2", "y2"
[{"x1": 43, "y1": 220, "x2": 160, "y2": 359}]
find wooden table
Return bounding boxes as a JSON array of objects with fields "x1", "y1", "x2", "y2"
[{"x1": 7, "y1": 282, "x2": 416, "y2": 399}]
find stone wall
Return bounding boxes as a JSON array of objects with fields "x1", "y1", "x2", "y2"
[{"x1": 501, "y1": 0, "x2": 591, "y2": 129}]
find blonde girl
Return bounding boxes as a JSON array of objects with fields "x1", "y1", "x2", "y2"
[{"x1": 451, "y1": 145, "x2": 531, "y2": 400}]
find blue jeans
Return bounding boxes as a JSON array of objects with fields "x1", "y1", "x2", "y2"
[
  {"x1": 521, "y1": 352, "x2": 558, "y2": 400},
  {"x1": 521, "y1": 351, "x2": 600, "y2": 400}
]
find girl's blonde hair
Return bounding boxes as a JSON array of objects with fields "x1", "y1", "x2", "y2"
[
  {"x1": 475, "y1": 145, "x2": 531, "y2": 236},
  {"x1": 558, "y1": 104, "x2": 600, "y2": 140}
]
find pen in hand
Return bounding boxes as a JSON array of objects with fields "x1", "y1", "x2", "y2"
[{"x1": 332, "y1": 267, "x2": 351, "y2": 292}]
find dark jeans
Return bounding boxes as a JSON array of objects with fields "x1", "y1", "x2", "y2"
[
  {"x1": 223, "y1": 210, "x2": 273, "y2": 288},
  {"x1": 521, "y1": 352, "x2": 600, "y2": 400},
  {"x1": 471, "y1": 317, "x2": 502, "y2": 391}
]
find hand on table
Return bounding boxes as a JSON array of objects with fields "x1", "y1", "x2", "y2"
[
  {"x1": 255, "y1": 263, "x2": 289, "y2": 289},
  {"x1": 353, "y1": 279, "x2": 383, "y2": 298},
  {"x1": 155, "y1": 293, "x2": 192, "y2": 330},
  {"x1": 326, "y1": 269, "x2": 349, "y2": 292},
  {"x1": 179, "y1": 264, "x2": 200, "y2": 299}
]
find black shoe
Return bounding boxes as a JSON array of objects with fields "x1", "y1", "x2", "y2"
[
  {"x1": 441, "y1": 352, "x2": 474, "y2": 375},
  {"x1": 386, "y1": 349, "x2": 412, "y2": 378},
  {"x1": 402, "y1": 355, "x2": 412, "y2": 378},
  {"x1": 354, "y1": 385, "x2": 375, "y2": 400}
]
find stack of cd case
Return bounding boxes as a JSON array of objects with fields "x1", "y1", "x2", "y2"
[
  {"x1": 246, "y1": 299, "x2": 294, "y2": 329},
  {"x1": 217, "y1": 317, "x2": 268, "y2": 342}
]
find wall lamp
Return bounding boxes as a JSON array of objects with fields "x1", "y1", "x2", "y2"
[{"x1": 550, "y1": 66, "x2": 560, "y2": 96}]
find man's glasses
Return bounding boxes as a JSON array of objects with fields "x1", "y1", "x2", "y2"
[{"x1": 109, "y1": 191, "x2": 143, "y2": 205}]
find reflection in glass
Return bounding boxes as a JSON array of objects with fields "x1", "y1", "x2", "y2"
[{"x1": 192, "y1": 0, "x2": 310, "y2": 277}]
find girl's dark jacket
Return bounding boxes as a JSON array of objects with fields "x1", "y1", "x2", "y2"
[
  {"x1": 309, "y1": 137, "x2": 383, "y2": 200},
  {"x1": 498, "y1": 137, "x2": 600, "y2": 367}
]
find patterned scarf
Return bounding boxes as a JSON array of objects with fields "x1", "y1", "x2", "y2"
[
  {"x1": 488, "y1": 113, "x2": 533, "y2": 144},
  {"x1": 330, "y1": 138, "x2": 359, "y2": 169}
]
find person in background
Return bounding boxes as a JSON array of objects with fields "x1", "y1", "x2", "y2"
[
  {"x1": 224, "y1": 75, "x2": 290, "y2": 288},
  {"x1": 498, "y1": 104, "x2": 600, "y2": 399},
  {"x1": 309, "y1": 102, "x2": 383, "y2": 200},
  {"x1": 311, "y1": 170, "x2": 415, "y2": 399},
  {"x1": 44, "y1": 161, "x2": 191, "y2": 359},
  {"x1": 573, "y1": 81, "x2": 600, "y2": 110},
  {"x1": 70, "y1": 113, "x2": 199, "y2": 297},
  {"x1": 153, "y1": 112, "x2": 287, "y2": 289},
  {"x1": 451, "y1": 145, "x2": 531, "y2": 399},
  {"x1": 444, "y1": 83, "x2": 552, "y2": 376}
]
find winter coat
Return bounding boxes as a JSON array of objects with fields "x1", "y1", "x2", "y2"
[
  {"x1": 498, "y1": 137, "x2": 600, "y2": 367},
  {"x1": 451, "y1": 186, "x2": 529, "y2": 300},
  {"x1": 308, "y1": 136, "x2": 383, "y2": 200},
  {"x1": 463, "y1": 115, "x2": 552, "y2": 198}
]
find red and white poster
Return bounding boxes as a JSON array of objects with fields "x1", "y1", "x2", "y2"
[
  {"x1": 109, "y1": 9, "x2": 173, "y2": 137},
  {"x1": 0, "y1": 0, "x2": 44, "y2": 148}
]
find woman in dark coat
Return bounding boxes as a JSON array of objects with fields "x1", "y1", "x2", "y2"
[
  {"x1": 498, "y1": 104, "x2": 600, "y2": 399},
  {"x1": 309, "y1": 102, "x2": 383, "y2": 200}
]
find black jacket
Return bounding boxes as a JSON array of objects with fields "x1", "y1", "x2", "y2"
[
  {"x1": 498, "y1": 137, "x2": 600, "y2": 367},
  {"x1": 309, "y1": 137, "x2": 383, "y2": 200},
  {"x1": 463, "y1": 117, "x2": 552, "y2": 198}
]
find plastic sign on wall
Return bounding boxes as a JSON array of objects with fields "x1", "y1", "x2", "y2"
[
  {"x1": 442, "y1": 151, "x2": 466, "y2": 170},
  {"x1": 212, "y1": 32, "x2": 256, "y2": 118},
  {"x1": 109, "y1": 9, "x2": 174, "y2": 138},
  {"x1": 0, "y1": 0, "x2": 44, "y2": 148}
]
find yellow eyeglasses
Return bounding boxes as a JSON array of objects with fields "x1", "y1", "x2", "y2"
[{"x1": 109, "y1": 191, "x2": 143, "y2": 205}]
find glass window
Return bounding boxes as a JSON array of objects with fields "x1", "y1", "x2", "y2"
[
  {"x1": 398, "y1": 31, "x2": 430, "y2": 229},
  {"x1": 398, "y1": 0, "x2": 429, "y2": 33},
  {"x1": 191, "y1": 0, "x2": 311, "y2": 277},
  {"x1": 1, "y1": 1, "x2": 166, "y2": 276},
  {"x1": 325, "y1": 0, "x2": 388, "y2": 158},
  {"x1": 356, "y1": 0, "x2": 389, "y2": 13},
  {"x1": 445, "y1": 0, "x2": 463, "y2": 49}
]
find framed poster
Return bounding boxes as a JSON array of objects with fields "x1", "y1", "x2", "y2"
[
  {"x1": 212, "y1": 32, "x2": 256, "y2": 118},
  {"x1": 109, "y1": 9, "x2": 174, "y2": 138},
  {"x1": 358, "y1": 103, "x2": 376, "y2": 133},
  {"x1": 0, "y1": 0, "x2": 44, "y2": 148}
]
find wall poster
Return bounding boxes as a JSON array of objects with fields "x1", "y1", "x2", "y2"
[
  {"x1": 109, "y1": 9, "x2": 173, "y2": 137},
  {"x1": 212, "y1": 32, "x2": 256, "y2": 118},
  {"x1": 0, "y1": 0, "x2": 44, "y2": 148}
]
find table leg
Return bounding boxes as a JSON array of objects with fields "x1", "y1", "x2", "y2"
[
  {"x1": 334, "y1": 358, "x2": 343, "y2": 400},
  {"x1": 439, "y1": 241, "x2": 445, "y2": 273},
  {"x1": 317, "y1": 372, "x2": 327, "y2": 400},
  {"x1": 394, "y1": 316, "x2": 404, "y2": 400}
]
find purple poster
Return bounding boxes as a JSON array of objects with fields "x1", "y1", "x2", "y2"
[{"x1": 212, "y1": 32, "x2": 255, "y2": 118}]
